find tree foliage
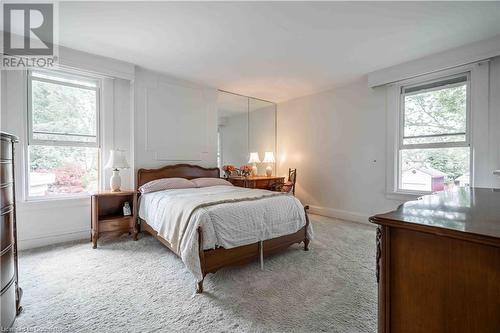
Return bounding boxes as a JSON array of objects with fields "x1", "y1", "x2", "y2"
[
  {"x1": 402, "y1": 84, "x2": 469, "y2": 182},
  {"x1": 29, "y1": 79, "x2": 98, "y2": 194}
]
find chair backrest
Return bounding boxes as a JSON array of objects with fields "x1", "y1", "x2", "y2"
[{"x1": 288, "y1": 168, "x2": 297, "y2": 195}]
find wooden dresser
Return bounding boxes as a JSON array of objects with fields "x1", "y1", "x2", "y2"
[
  {"x1": 228, "y1": 176, "x2": 284, "y2": 191},
  {"x1": 370, "y1": 187, "x2": 500, "y2": 333},
  {"x1": 0, "y1": 132, "x2": 22, "y2": 329}
]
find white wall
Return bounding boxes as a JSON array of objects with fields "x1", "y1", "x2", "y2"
[
  {"x1": 277, "y1": 79, "x2": 402, "y2": 223},
  {"x1": 278, "y1": 56, "x2": 500, "y2": 223},
  {"x1": 134, "y1": 67, "x2": 218, "y2": 170}
]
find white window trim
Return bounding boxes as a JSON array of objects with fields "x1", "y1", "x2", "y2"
[
  {"x1": 25, "y1": 69, "x2": 102, "y2": 201},
  {"x1": 386, "y1": 61, "x2": 490, "y2": 200}
]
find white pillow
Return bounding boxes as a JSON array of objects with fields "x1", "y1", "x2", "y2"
[
  {"x1": 191, "y1": 178, "x2": 233, "y2": 188},
  {"x1": 139, "y1": 178, "x2": 196, "y2": 194}
]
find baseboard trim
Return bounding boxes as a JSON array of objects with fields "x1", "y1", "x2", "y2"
[
  {"x1": 307, "y1": 205, "x2": 373, "y2": 226},
  {"x1": 18, "y1": 229, "x2": 90, "y2": 251}
]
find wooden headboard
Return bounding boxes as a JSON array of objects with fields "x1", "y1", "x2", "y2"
[{"x1": 136, "y1": 164, "x2": 220, "y2": 190}]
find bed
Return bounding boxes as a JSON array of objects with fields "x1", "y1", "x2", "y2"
[{"x1": 136, "y1": 164, "x2": 311, "y2": 293}]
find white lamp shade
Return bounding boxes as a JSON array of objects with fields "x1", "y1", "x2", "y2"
[
  {"x1": 248, "y1": 152, "x2": 261, "y2": 164},
  {"x1": 105, "y1": 149, "x2": 129, "y2": 169},
  {"x1": 262, "y1": 152, "x2": 275, "y2": 163}
]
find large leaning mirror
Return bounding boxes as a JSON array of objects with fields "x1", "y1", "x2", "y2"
[{"x1": 217, "y1": 91, "x2": 276, "y2": 176}]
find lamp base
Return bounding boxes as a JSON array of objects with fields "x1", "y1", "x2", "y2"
[
  {"x1": 251, "y1": 164, "x2": 258, "y2": 176},
  {"x1": 265, "y1": 165, "x2": 273, "y2": 177},
  {"x1": 110, "y1": 169, "x2": 122, "y2": 192}
]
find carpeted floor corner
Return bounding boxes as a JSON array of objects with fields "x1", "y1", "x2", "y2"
[{"x1": 13, "y1": 215, "x2": 377, "y2": 333}]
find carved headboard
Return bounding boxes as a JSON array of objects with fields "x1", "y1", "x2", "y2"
[{"x1": 136, "y1": 164, "x2": 220, "y2": 191}]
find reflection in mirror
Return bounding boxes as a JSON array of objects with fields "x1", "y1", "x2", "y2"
[
  {"x1": 249, "y1": 98, "x2": 276, "y2": 176},
  {"x1": 217, "y1": 92, "x2": 249, "y2": 170},
  {"x1": 217, "y1": 91, "x2": 276, "y2": 177}
]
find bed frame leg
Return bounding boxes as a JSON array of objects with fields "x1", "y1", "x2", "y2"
[
  {"x1": 304, "y1": 206, "x2": 310, "y2": 251},
  {"x1": 197, "y1": 227, "x2": 206, "y2": 293},
  {"x1": 196, "y1": 279, "x2": 204, "y2": 294}
]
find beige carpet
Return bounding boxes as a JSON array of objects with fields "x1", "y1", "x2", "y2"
[{"x1": 14, "y1": 215, "x2": 377, "y2": 333}]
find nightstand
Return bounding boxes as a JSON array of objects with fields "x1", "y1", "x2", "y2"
[{"x1": 91, "y1": 190, "x2": 137, "y2": 248}]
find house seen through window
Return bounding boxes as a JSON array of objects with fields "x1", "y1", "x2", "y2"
[{"x1": 27, "y1": 70, "x2": 100, "y2": 198}]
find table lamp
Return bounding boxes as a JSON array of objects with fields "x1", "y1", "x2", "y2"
[
  {"x1": 248, "y1": 152, "x2": 261, "y2": 176},
  {"x1": 105, "y1": 149, "x2": 129, "y2": 192},
  {"x1": 262, "y1": 152, "x2": 275, "y2": 177}
]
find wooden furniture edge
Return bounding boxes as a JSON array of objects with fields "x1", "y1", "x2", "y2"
[
  {"x1": 369, "y1": 215, "x2": 500, "y2": 248},
  {"x1": 137, "y1": 164, "x2": 220, "y2": 188}
]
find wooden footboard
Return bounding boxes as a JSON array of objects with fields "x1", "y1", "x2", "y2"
[{"x1": 139, "y1": 208, "x2": 310, "y2": 293}]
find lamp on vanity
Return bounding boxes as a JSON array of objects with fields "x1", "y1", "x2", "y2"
[
  {"x1": 105, "y1": 149, "x2": 129, "y2": 192},
  {"x1": 263, "y1": 152, "x2": 275, "y2": 177},
  {"x1": 248, "y1": 152, "x2": 261, "y2": 176}
]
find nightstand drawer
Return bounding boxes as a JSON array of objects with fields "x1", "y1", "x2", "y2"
[{"x1": 99, "y1": 216, "x2": 134, "y2": 233}]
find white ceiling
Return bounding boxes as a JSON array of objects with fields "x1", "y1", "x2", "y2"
[{"x1": 59, "y1": 2, "x2": 500, "y2": 102}]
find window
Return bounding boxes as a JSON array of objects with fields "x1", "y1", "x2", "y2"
[
  {"x1": 398, "y1": 73, "x2": 470, "y2": 193},
  {"x1": 27, "y1": 70, "x2": 100, "y2": 198}
]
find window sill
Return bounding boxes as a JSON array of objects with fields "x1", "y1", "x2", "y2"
[{"x1": 17, "y1": 195, "x2": 91, "y2": 212}]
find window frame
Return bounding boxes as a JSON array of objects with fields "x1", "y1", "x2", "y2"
[
  {"x1": 396, "y1": 72, "x2": 472, "y2": 194},
  {"x1": 27, "y1": 70, "x2": 101, "y2": 148},
  {"x1": 25, "y1": 69, "x2": 102, "y2": 200},
  {"x1": 399, "y1": 72, "x2": 471, "y2": 151}
]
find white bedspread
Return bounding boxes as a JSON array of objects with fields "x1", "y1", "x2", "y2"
[{"x1": 138, "y1": 185, "x2": 312, "y2": 282}]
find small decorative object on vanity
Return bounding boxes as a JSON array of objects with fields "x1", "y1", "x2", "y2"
[
  {"x1": 91, "y1": 190, "x2": 137, "y2": 248},
  {"x1": 248, "y1": 152, "x2": 260, "y2": 176},
  {"x1": 222, "y1": 164, "x2": 237, "y2": 178},
  {"x1": 262, "y1": 152, "x2": 275, "y2": 177},
  {"x1": 104, "y1": 149, "x2": 129, "y2": 192},
  {"x1": 239, "y1": 165, "x2": 252, "y2": 177}
]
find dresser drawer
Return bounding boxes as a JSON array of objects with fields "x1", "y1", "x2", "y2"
[
  {"x1": 228, "y1": 178, "x2": 246, "y2": 187},
  {"x1": 0, "y1": 245, "x2": 14, "y2": 292},
  {"x1": 0, "y1": 162, "x2": 13, "y2": 185},
  {"x1": 0, "y1": 279, "x2": 16, "y2": 329},
  {"x1": 0, "y1": 207, "x2": 14, "y2": 252},
  {"x1": 0, "y1": 185, "x2": 14, "y2": 210},
  {"x1": 0, "y1": 138, "x2": 12, "y2": 161},
  {"x1": 254, "y1": 180, "x2": 271, "y2": 189}
]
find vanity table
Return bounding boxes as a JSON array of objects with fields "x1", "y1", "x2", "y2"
[{"x1": 227, "y1": 176, "x2": 284, "y2": 191}]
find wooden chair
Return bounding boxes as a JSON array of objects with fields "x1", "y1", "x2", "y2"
[{"x1": 272, "y1": 168, "x2": 297, "y2": 195}]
